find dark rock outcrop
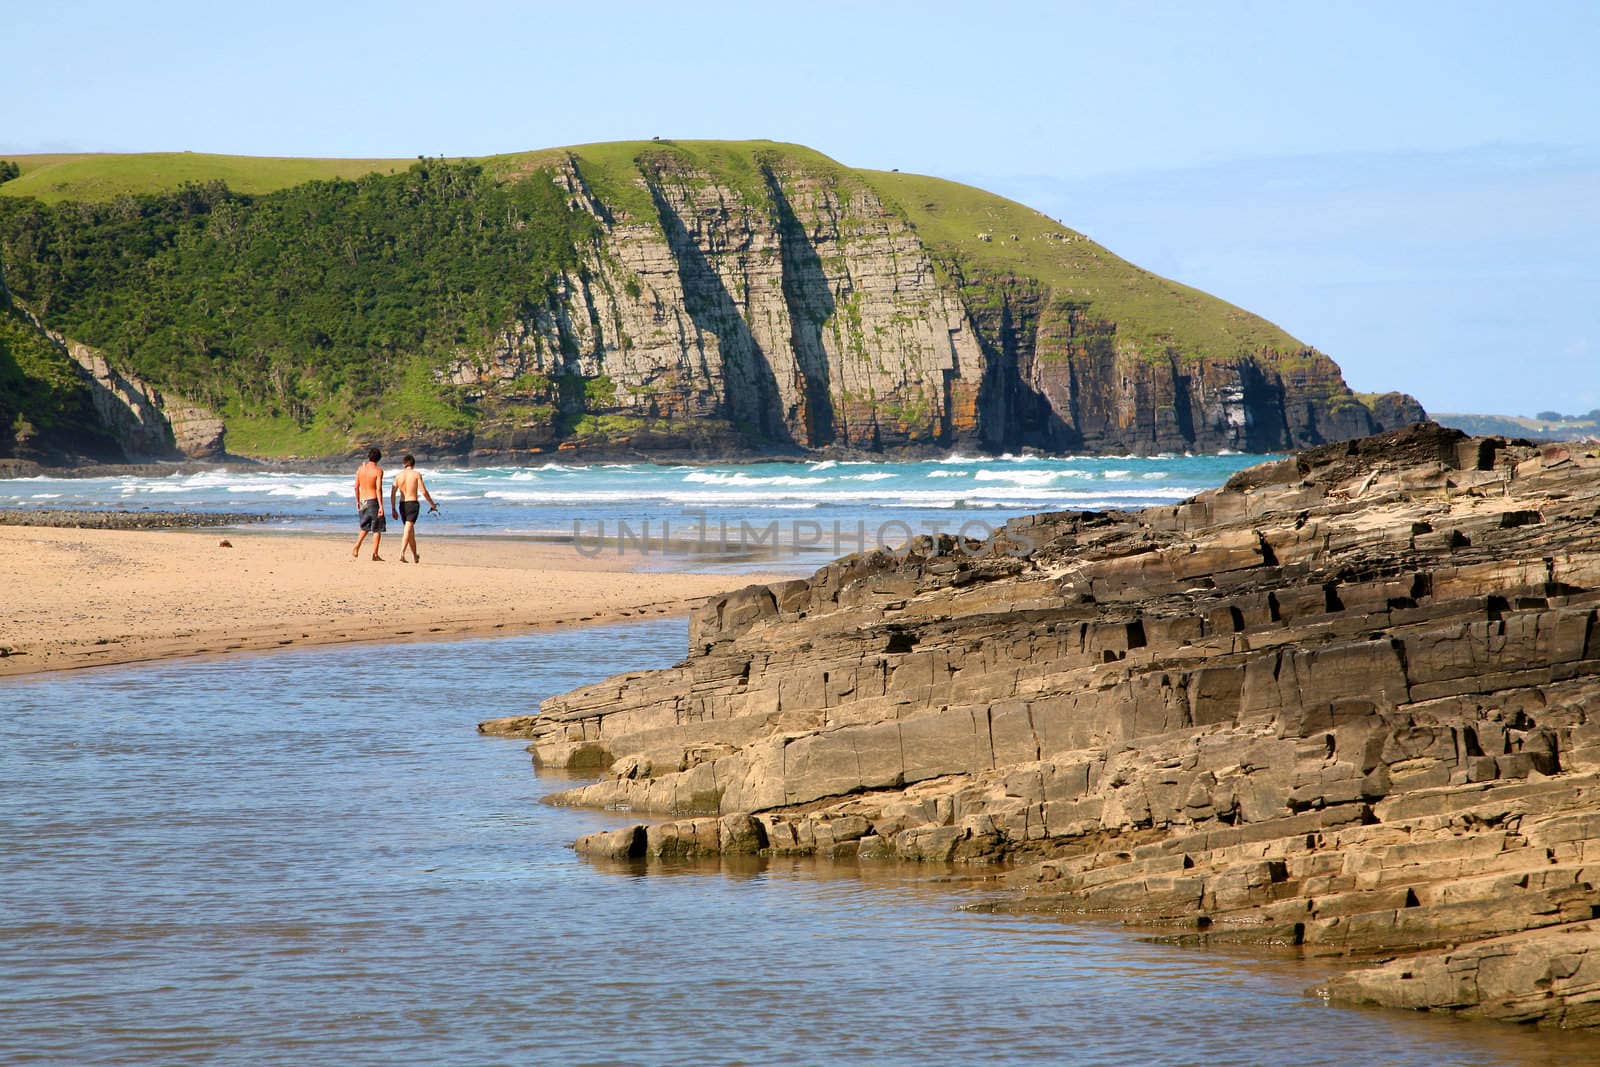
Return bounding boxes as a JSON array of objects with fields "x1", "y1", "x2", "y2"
[
  {"x1": 0, "y1": 509, "x2": 267, "y2": 530},
  {"x1": 486, "y1": 423, "x2": 1600, "y2": 1028},
  {"x1": 955, "y1": 279, "x2": 1404, "y2": 455}
]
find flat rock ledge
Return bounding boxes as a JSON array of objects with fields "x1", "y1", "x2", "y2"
[
  {"x1": 482, "y1": 424, "x2": 1600, "y2": 1028},
  {"x1": 0, "y1": 508, "x2": 269, "y2": 530}
]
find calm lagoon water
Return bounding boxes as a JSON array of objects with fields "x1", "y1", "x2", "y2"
[{"x1": 4, "y1": 620, "x2": 1597, "y2": 1066}]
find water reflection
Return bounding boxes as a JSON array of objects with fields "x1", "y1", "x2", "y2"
[{"x1": 2, "y1": 621, "x2": 1597, "y2": 1066}]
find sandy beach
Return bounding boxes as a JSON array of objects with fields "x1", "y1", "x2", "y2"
[{"x1": 0, "y1": 525, "x2": 780, "y2": 678}]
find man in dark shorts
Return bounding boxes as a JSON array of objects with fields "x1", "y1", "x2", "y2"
[
  {"x1": 352, "y1": 447, "x2": 386, "y2": 560},
  {"x1": 389, "y1": 454, "x2": 438, "y2": 563}
]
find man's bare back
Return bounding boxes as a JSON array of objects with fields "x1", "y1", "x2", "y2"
[
  {"x1": 392, "y1": 468, "x2": 425, "y2": 501},
  {"x1": 355, "y1": 461, "x2": 383, "y2": 504},
  {"x1": 388, "y1": 455, "x2": 437, "y2": 563}
]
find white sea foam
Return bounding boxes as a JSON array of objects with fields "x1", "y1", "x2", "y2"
[
  {"x1": 0, "y1": 457, "x2": 1227, "y2": 526},
  {"x1": 484, "y1": 490, "x2": 641, "y2": 503},
  {"x1": 483, "y1": 485, "x2": 1195, "y2": 507},
  {"x1": 262, "y1": 484, "x2": 346, "y2": 499},
  {"x1": 973, "y1": 470, "x2": 1065, "y2": 486},
  {"x1": 682, "y1": 471, "x2": 821, "y2": 487}
]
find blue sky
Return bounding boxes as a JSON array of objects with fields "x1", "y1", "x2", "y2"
[{"x1": 9, "y1": 0, "x2": 1597, "y2": 414}]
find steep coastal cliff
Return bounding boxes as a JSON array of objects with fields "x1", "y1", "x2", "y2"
[
  {"x1": 0, "y1": 143, "x2": 1421, "y2": 463},
  {"x1": 485, "y1": 424, "x2": 1600, "y2": 1028},
  {"x1": 0, "y1": 291, "x2": 222, "y2": 466}
]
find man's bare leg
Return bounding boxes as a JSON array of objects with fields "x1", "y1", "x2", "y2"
[
  {"x1": 402, "y1": 521, "x2": 419, "y2": 562},
  {"x1": 352, "y1": 530, "x2": 368, "y2": 558},
  {"x1": 371, "y1": 532, "x2": 383, "y2": 561}
]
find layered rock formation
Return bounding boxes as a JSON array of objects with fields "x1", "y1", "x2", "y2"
[
  {"x1": 484, "y1": 424, "x2": 1600, "y2": 1027},
  {"x1": 429, "y1": 145, "x2": 1423, "y2": 458},
  {"x1": 446, "y1": 154, "x2": 986, "y2": 456}
]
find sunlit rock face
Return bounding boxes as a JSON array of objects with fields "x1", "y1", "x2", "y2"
[
  {"x1": 486, "y1": 424, "x2": 1600, "y2": 1028},
  {"x1": 443, "y1": 154, "x2": 1420, "y2": 459}
]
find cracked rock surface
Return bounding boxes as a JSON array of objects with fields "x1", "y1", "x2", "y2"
[{"x1": 483, "y1": 423, "x2": 1600, "y2": 1027}]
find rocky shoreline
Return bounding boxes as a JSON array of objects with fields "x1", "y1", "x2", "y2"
[
  {"x1": 0, "y1": 509, "x2": 270, "y2": 530},
  {"x1": 483, "y1": 423, "x2": 1600, "y2": 1029}
]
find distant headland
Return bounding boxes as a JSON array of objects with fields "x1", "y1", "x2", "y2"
[{"x1": 0, "y1": 142, "x2": 1423, "y2": 468}]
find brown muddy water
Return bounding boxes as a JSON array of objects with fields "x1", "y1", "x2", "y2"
[{"x1": 3, "y1": 620, "x2": 1597, "y2": 1065}]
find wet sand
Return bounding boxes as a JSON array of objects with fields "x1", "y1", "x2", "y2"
[{"x1": 0, "y1": 525, "x2": 777, "y2": 677}]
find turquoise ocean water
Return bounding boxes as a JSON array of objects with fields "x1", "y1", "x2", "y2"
[{"x1": 1, "y1": 452, "x2": 1267, "y2": 570}]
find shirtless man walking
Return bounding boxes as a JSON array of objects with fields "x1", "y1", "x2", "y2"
[
  {"x1": 389, "y1": 454, "x2": 439, "y2": 563},
  {"x1": 352, "y1": 447, "x2": 386, "y2": 561}
]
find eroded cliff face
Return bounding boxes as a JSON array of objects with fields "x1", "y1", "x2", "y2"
[
  {"x1": 440, "y1": 151, "x2": 1415, "y2": 458},
  {"x1": 64, "y1": 339, "x2": 226, "y2": 460},
  {"x1": 443, "y1": 155, "x2": 987, "y2": 457},
  {"x1": 959, "y1": 279, "x2": 1408, "y2": 453},
  {"x1": 1, "y1": 293, "x2": 224, "y2": 464},
  {"x1": 485, "y1": 424, "x2": 1600, "y2": 1027}
]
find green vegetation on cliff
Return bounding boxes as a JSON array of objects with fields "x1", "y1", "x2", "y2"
[
  {"x1": 0, "y1": 160, "x2": 595, "y2": 454},
  {"x1": 0, "y1": 141, "x2": 1383, "y2": 460},
  {"x1": 859, "y1": 169, "x2": 1303, "y2": 363},
  {"x1": 3, "y1": 153, "x2": 412, "y2": 204},
  {"x1": 0, "y1": 298, "x2": 102, "y2": 454}
]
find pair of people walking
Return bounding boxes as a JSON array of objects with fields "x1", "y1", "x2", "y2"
[{"x1": 352, "y1": 449, "x2": 438, "y2": 562}]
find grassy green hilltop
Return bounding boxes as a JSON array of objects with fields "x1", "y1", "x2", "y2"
[
  {"x1": 0, "y1": 141, "x2": 1304, "y2": 358},
  {"x1": 2, "y1": 152, "x2": 414, "y2": 203},
  {"x1": 859, "y1": 168, "x2": 1303, "y2": 361},
  {"x1": 1, "y1": 154, "x2": 596, "y2": 453},
  {"x1": 0, "y1": 141, "x2": 1371, "y2": 460}
]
